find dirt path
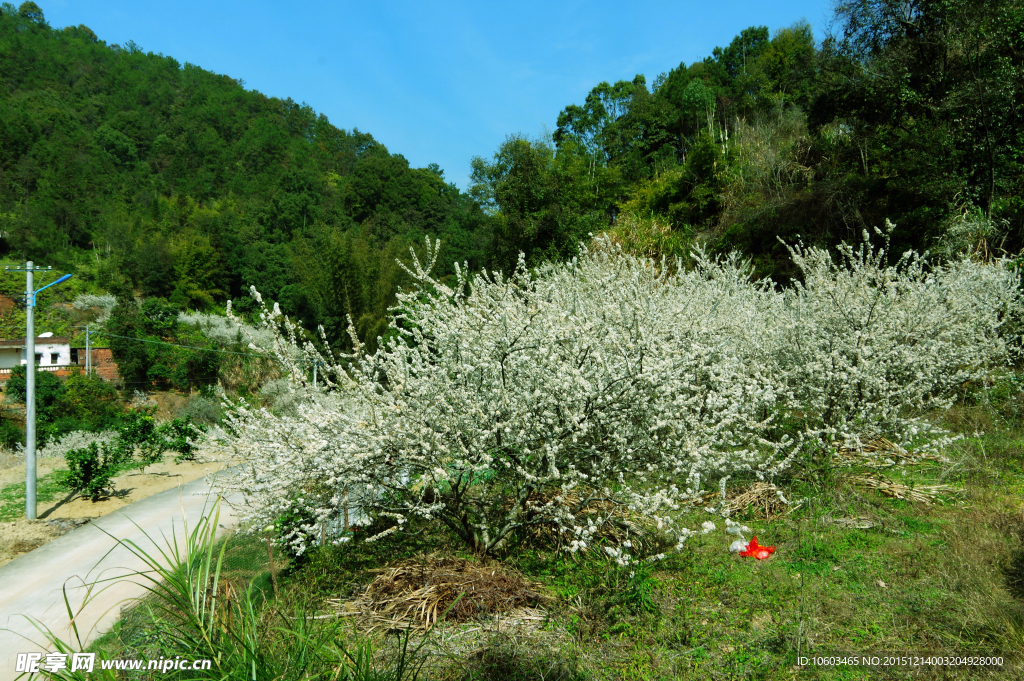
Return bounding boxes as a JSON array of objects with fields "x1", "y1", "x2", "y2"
[
  {"x1": 0, "y1": 474, "x2": 242, "y2": 681},
  {"x1": 0, "y1": 457, "x2": 227, "y2": 568}
]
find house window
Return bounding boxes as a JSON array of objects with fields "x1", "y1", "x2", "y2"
[
  {"x1": 51, "y1": 352, "x2": 60, "y2": 365},
  {"x1": 71, "y1": 348, "x2": 79, "y2": 364},
  {"x1": 34, "y1": 353, "x2": 42, "y2": 365}
]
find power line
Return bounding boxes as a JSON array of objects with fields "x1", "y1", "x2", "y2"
[
  {"x1": 93, "y1": 331, "x2": 278, "y2": 359},
  {"x1": 95, "y1": 331, "x2": 319, "y2": 369}
]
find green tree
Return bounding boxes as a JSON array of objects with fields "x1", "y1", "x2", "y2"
[
  {"x1": 471, "y1": 135, "x2": 608, "y2": 272},
  {"x1": 5, "y1": 364, "x2": 65, "y2": 423},
  {"x1": 811, "y1": 0, "x2": 1024, "y2": 249},
  {"x1": 17, "y1": 1, "x2": 43, "y2": 23},
  {"x1": 106, "y1": 296, "x2": 220, "y2": 392},
  {"x1": 56, "y1": 370, "x2": 121, "y2": 430}
]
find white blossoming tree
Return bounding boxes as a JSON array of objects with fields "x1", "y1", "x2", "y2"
[
  {"x1": 211, "y1": 227, "x2": 1022, "y2": 557},
  {"x1": 771, "y1": 222, "x2": 1022, "y2": 447},
  {"x1": 214, "y1": 238, "x2": 800, "y2": 556}
]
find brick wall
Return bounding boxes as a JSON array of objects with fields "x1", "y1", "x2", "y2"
[{"x1": 90, "y1": 348, "x2": 120, "y2": 382}]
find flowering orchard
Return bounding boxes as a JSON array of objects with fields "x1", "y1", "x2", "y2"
[{"x1": 212, "y1": 227, "x2": 1021, "y2": 557}]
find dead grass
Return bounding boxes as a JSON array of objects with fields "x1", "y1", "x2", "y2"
[
  {"x1": 0, "y1": 446, "x2": 19, "y2": 470},
  {"x1": 337, "y1": 555, "x2": 550, "y2": 630},
  {"x1": 722, "y1": 481, "x2": 792, "y2": 519},
  {"x1": 835, "y1": 434, "x2": 951, "y2": 469},
  {"x1": 847, "y1": 473, "x2": 963, "y2": 504}
]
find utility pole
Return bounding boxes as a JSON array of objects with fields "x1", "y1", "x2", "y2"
[
  {"x1": 5, "y1": 262, "x2": 72, "y2": 519},
  {"x1": 73, "y1": 324, "x2": 93, "y2": 375}
]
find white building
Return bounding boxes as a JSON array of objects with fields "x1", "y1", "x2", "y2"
[{"x1": 0, "y1": 335, "x2": 72, "y2": 369}]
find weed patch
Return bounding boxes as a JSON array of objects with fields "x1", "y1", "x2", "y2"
[{"x1": 0, "y1": 473, "x2": 65, "y2": 521}]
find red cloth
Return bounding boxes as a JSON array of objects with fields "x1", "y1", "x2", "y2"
[{"x1": 739, "y1": 536, "x2": 776, "y2": 560}]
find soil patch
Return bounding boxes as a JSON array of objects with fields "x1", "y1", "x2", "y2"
[
  {"x1": 148, "y1": 391, "x2": 192, "y2": 420},
  {"x1": 0, "y1": 518, "x2": 91, "y2": 565}
]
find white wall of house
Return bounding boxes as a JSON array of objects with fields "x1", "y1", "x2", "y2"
[
  {"x1": 0, "y1": 342, "x2": 72, "y2": 369},
  {"x1": 30, "y1": 343, "x2": 71, "y2": 366},
  {"x1": 0, "y1": 349, "x2": 20, "y2": 369}
]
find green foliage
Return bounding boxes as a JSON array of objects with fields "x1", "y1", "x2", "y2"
[
  {"x1": 618, "y1": 561, "x2": 660, "y2": 616},
  {"x1": 33, "y1": 503, "x2": 441, "y2": 680},
  {"x1": 181, "y1": 394, "x2": 223, "y2": 426},
  {"x1": 2, "y1": 0, "x2": 1021, "y2": 368},
  {"x1": 0, "y1": 9, "x2": 494, "y2": 354},
  {"x1": 533, "y1": 3, "x2": 1024, "y2": 274},
  {"x1": 59, "y1": 441, "x2": 117, "y2": 501},
  {"x1": 0, "y1": 417, "x2": 22, "y2": 449},
  {"x1": 51, "y1": 410, "x2": 205, "y2": 500},
  {"x1": 4, "y1": 366, "x2": 121, "y2": 443},
  {"x1": 57, "y1": 370, "x2": 121, "y2": 430},
  {"x1": 159, "y1": 415, "x2": 205, "y2": 462},
  {"x1": 470, "y1": 135, "x2": 607, "y2": 272},
  {"x1": 106, "y1": 297, "x2": 221, "y2": 392},
  {"x1": 110, "y1": 409, "x2": 164, "y2": 471},
  {"x1": 5, "y1": 364, "x2": 65, "y2": 420}
]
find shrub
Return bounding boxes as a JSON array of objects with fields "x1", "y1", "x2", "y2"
[
  {"x1": 5, "y1": 365, "x2": 65, "y2": 424},
  {"x1": 39, "y1": 416, "x2": 89, "y2": 446},
  {"x1": 111, "y1": 409, "x2": 164, "y2": 471},
  {"x1": 158, "y1": 416, "x2": 205, "y2": 462},
  {"x1": 4, "y1": 368, "x2": 121, "y2": 447},
  {"x1": 72, "y1": 293, "x2": 116, "y2": 322},
  {"x1": 177, "y1": 310, "x2": 276, "y2": 349},
  {"x1": 58, "y1": 371, "x2": 121, "y2": 430},
  {"x1": 25, "y1": 428, "x2": 117, "y2": 460},
  {"x1": 258, "y1": 378, "x2": 303, "y2": 417},
  {"x1": 0, "y1": 419, "x2": 23, "y2": 450},
  {"x1": 182, "y1": 395, "x2": 222, "y2": 426},
  {"x1": 771, "y1": 222, "x2": 1023, "y2": 446},
  {"x1": 59, "y1": 442, "x2": 117, "y2": 501}
]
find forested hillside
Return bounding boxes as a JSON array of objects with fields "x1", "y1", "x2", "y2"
[
  {"x1": 472, "y1": 0, "x2": 1024, "y2": 277},
  {"x1": 0, "y1": 2, "x2": 491, "y2": 353},
  {"x1": 1, "y1": 0, "x2": 1022, "y2": 360}
]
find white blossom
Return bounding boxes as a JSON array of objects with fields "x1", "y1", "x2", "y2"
[{"x1": 207, "y1": 228, "x2": 1021, "y2": 556}]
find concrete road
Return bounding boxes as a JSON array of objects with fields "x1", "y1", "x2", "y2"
[{"x1": 0, "y1": 477, "x2": 241, "y2": 680}]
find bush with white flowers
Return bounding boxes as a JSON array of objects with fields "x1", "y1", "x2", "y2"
[
  {"x1": 177, "y1": 310, "x2": 277, "y2": 350},
  {"x1": 212, "y1": 238, "x2": 804, "y2": 556},
  {"x1": 210, "y1": 226, "x2": 1022, "y2": 557},
  {"x1": 72, "y1": 293, "x2": 117, "y2": 322},
  {"x1": 771, "y1": 221, "x2": 1022, "y2": 447}
]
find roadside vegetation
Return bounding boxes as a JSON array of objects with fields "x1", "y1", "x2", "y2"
[{"x1": 47, "y1": 379, "x2": 1024, "y2": 680}]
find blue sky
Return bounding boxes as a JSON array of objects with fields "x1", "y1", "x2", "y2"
[{"x1": 42, "y1": 1, "x2": 836, "y2": 190}]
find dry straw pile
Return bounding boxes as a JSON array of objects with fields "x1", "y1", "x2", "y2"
[{"x1": 340, "y1": 556, "x2": 549, "y2": 630}]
